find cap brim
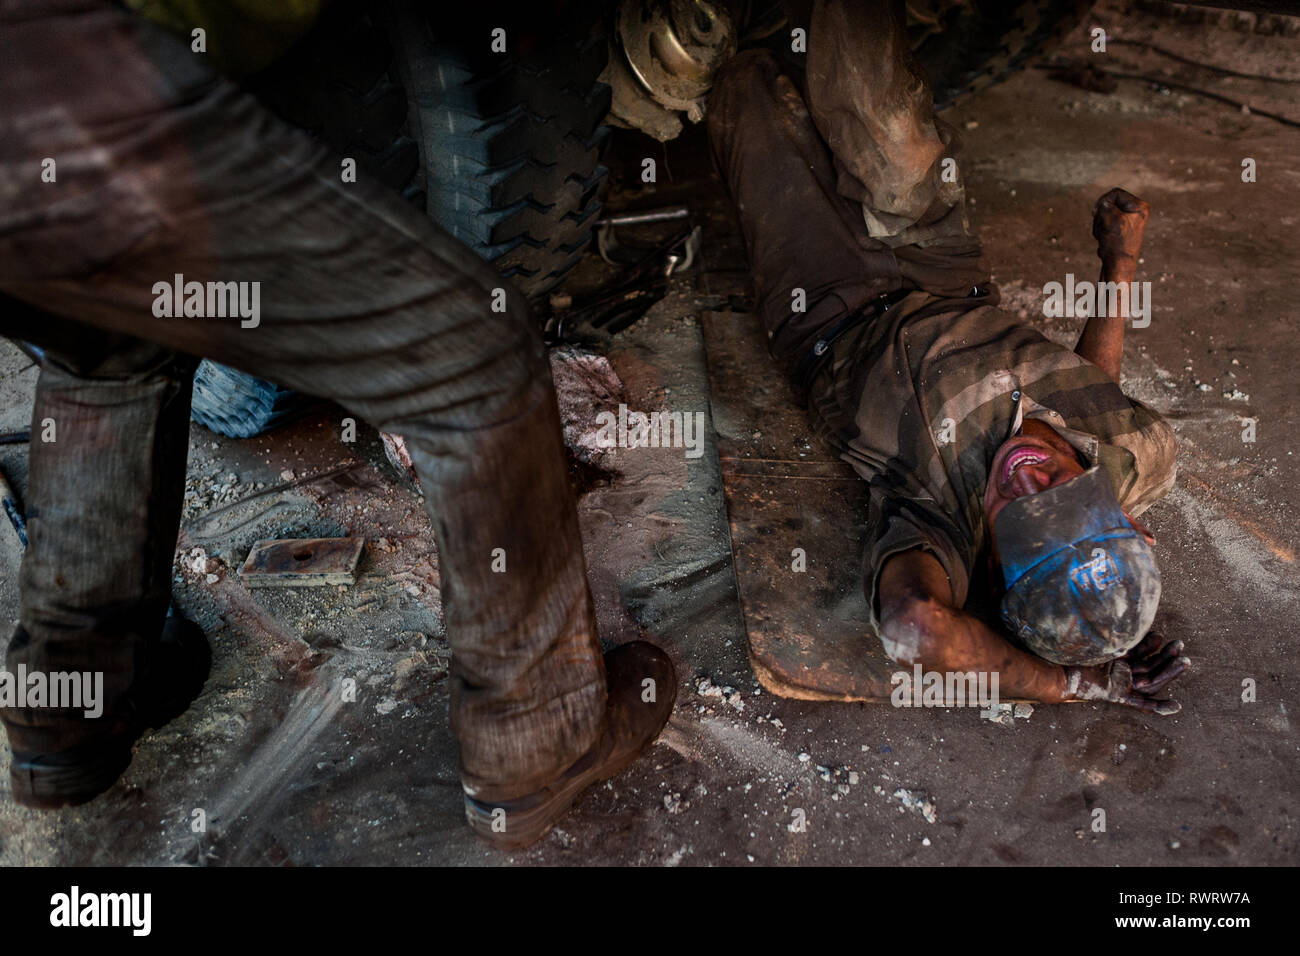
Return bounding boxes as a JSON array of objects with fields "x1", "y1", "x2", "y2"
[{"x1": 994, "y1": 466, "x2": 1133, "y2": 589}]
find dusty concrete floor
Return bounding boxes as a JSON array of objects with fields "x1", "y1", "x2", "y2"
[{"x1": 1, "y1": 1, "x2": 1297, "y2": 865}]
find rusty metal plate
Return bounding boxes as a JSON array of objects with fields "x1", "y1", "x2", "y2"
[
  {"x1": 701, "y1": 310, "x2": 897, "y2": 701},
  {"x1": 238, "y1": 537, "x2": 365, "y2": 588}
]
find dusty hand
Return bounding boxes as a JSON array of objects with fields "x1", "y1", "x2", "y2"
[
  {"x1": 1092, "y1": 187, "x2": 1150, "y2": 268},
  {"x1": 1064, "y1": 633, "x2": 1189, "y2": 715}
]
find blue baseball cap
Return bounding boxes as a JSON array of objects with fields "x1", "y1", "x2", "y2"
[{"x1": 994, "y1": 466, "x2": 1161, "y2": 665}]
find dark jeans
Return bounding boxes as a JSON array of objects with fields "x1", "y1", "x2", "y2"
[{"x1": 0, "y1": 0, "x2": 603, "y2": 800}]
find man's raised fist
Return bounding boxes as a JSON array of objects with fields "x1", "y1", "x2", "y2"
[{"x1": 1093, "y1": 187, "x2": 1150, "y2": 268}]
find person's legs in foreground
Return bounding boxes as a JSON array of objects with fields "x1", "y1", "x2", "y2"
[{"x1": 0, "y1": 0, "x2": 672, "y2": 846}]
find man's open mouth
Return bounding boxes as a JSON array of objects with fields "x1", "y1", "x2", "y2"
[{"x1": 1000, "y1": 446, "x2": 1049, "y2": 487}]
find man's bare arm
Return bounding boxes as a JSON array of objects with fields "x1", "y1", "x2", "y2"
[
  {"x1": 1074, "y1": 187, "x2": 1150, "y2": 383},
  {"x1": 876, "y1": 548, "x2": 1185, "y2": 712},
  {"x1": 877, "y1": 549, "x2": 1069, "y2": 701}
]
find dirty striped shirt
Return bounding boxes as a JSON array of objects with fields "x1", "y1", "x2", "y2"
[{"x1": 805, "y1": 289, "x2": 1178, "y2": 631}]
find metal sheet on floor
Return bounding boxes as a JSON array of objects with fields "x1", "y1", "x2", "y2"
[{"x1": 701, "y1": 310, "x2": 897, "y2": 701}]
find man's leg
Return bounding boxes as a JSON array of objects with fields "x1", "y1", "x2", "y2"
[
  {"x1": 802, "y1": 0, "x2": 992, "y2": 296},
  {"x1": 706, "y1": 49, "x2": 904, "y2": 375},
  {"x1": 0, "y1": 0, "x2": 619, "y2": 805},
  {"x1": 804, "y1": 0, "x2": 969, "y2": 246},
  {"x1": 3, "y1": 316, "x2": 201, "y2": 766}
]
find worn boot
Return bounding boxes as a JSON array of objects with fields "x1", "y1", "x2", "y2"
[
  {"x1": 7, "y1": 609, "x2": 212, "y2": 809},
  {"x1": 464, "y1": 640, "x2": 676, "y2": 849}
]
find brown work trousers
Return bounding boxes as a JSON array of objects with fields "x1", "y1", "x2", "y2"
[
  {"x1": 706, "y1": 0, "x2": 991, "y2": 382},
  {"x1": 0, "y1": 0, "x2": 603, "y2": 800}
]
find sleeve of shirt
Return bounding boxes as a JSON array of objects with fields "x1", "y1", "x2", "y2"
[
  {"x1": 863, "y1": 490, "x2": 972, "y2": 636},
  {"x1": 1111, "y1": 397, "x2": 1178, "y2": 516}
]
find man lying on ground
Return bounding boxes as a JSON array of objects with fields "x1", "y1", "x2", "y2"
[{"x1": 707, "y1": 1, "x2": 1189, "y2": 712}]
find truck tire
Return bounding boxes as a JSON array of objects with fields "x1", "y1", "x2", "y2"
[
  {"x1": 189, "y1": 2, "x2": 610, "y2": 438},
  {"x1": 190, "y1": 360, "x2": 315, "y2": 439},
  {"x1": 387, "y1": 6, "x2": 610, "y2": 297}
]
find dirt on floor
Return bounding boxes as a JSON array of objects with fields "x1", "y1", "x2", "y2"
[{"x1": 0, "y1": 0, "x2": 1297, "y2": 865}]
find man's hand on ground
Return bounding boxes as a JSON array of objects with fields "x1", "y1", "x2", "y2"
[
  {"x1": 1092, "y1": 186, "x2": 1150, "y2": 270},
  {"x1": 1124, "y1": 632, "x2": 1190, "y2": 693},
  {"x1": 1064, "y1": 633, "x2": 1189, "y2": 715}
]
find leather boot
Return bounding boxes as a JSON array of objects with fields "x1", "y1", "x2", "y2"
[
  {"x1": 464, "y1": 640, "x2": 676, "y2": 849},
  {"x1": 7, "y1": 609, "x2": 211, "y2": 809}
]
